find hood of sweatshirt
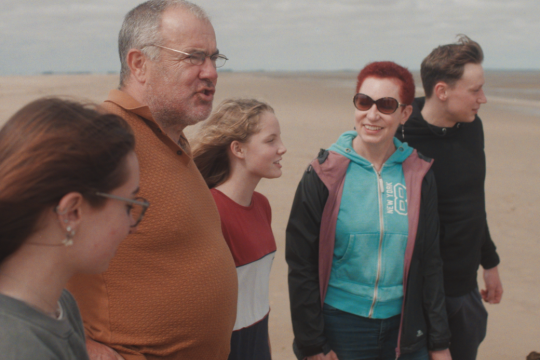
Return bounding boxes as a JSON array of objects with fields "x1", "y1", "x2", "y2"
[{"x1": 328, "y1": 130, "x2": 413, "y2": 168}]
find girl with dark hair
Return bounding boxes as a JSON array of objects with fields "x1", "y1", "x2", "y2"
[
  {"x1": 0, "y1": 97, "x2": 147, "y2": 359},
  {"x1": 192, "y1": 98, "x2": 286, "y2": 360},
  {"x1": 286, "y1": 62, "x2": 451, "y2": 360}
]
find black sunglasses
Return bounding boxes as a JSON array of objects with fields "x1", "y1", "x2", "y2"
[{"x1": 353, "y1": 93, "x2": 407, "y2": 115}]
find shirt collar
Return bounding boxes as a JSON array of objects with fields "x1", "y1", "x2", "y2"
[
  {"x1": 104, "y1": 89, "x2": 192, "y2": 157},
  {"x1": 104, "y1": 89, "x2": 155, "y2": 123}
]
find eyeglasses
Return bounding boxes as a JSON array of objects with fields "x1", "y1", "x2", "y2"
[
  {"x1": 147, "y1": 44, "x2": 228, "y2": 68},
  {"x1": 95, "y1": 192, "x2": 150, "y2": 227},
  {"x1": 353, "y1": 93, "x2": 407, "y2": 115}
]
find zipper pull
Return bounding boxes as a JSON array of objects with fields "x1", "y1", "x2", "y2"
[{"x1": 379, "y1": 177, "x2": 384, "y2": 193}]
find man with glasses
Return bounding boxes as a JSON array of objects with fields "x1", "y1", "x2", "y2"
[
  {"x1": 67, "y1": 1, "x2": 238, "y2": 359},
  {"x1": 396, "y1": 35, "x2": 503, "y2": 360}
]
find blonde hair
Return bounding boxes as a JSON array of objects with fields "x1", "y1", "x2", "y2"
[{"x1": 192, "y1": 98, "x2": 274, "y2": 188}]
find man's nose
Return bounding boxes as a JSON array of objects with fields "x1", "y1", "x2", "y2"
[
  {"x1": 478, "y1": 89, "x2": 487, "y2": 104},
  {"x1": 200, "y1": 57, "x2": 218, "y2": 83}
]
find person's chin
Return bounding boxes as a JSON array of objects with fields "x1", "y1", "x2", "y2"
[
  {"x1": 264, "y1": 168, "x2": 282, "y2": 179},
  {"x1": 464, "y1": 114, "x2": 476, "y2": 123},
  {"x1": 360, "y1": 131, "x2": 388, "y2": 144},
  {"x1": 186, "y1": 106, "x2": 212, "y2": 124}
]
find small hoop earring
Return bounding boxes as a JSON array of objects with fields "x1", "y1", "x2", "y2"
[
  {"x1": 402, "y1": 125, "x2": 405, "y2": 139},
  {"x1": 55, "y1": 206, "x2": 68, "y2": 215},
  {"x1": 62, "y1": 225, "x2": 75, "y2": 247}
]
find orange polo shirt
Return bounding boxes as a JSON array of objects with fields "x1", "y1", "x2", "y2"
[{"x1": 67, "y1": 90, "x2": 238, "y2": 360}]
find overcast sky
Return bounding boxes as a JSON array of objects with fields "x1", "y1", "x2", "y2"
[{"x1": 1, "y1": 0, "x2": 539, "y2": 75}]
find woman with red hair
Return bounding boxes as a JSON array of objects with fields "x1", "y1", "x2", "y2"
[{"x1": 286, "y1": 62, "x2": 451, "y2": 360}]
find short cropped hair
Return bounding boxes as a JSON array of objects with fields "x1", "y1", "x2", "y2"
[
  {"x1": 421, "y1": 34, "x2": 484, "y2": 98},
  {"x1": 0, "y1": 97, "x2": 135, "y2": 262},
  {"x1": 118, "y1": 0, "x2": 209, "y2": 88},
  {"x1": 356, "y1": 61, "x2": 415, "y2": 105}
]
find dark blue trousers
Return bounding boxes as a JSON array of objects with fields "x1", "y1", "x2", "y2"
[
  {"x1": 228, "y1": 315, "x2": 271, "y2": 360},
  {"x1": 446, "y1": 288, "x2": 488, "y2": 360},
  {"x1": 323, "y1": 303, "x2": 428, "y2": 360}
]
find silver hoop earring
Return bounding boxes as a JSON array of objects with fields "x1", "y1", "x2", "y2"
[
  {"x1": 55, "y1": 206, "x2": 68, "y2": 215},
  {"x1": 62, "y1": 226, "x2": 75, "y2": 247}
]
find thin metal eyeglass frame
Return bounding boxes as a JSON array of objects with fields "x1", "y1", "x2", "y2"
[
  {"x1": 147, "y1": 44, "x2": 228, "y2": 68},
  {"x1": 353, "y1": 93, "x2": 407, "y2": 115},
  {"x1": 95, "y1": 192, "x2": 150, "y2": 227}
]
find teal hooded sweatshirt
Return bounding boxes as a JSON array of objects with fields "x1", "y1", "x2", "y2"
[{"x1": 325, "y1": 131, "x2": 413, "y2": 319}]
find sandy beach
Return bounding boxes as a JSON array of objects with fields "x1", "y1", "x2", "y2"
[{"x1": 1, "y1": 71, "x2": 539, "y2": 359}]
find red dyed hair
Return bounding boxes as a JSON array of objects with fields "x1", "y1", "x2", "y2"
[{"x1": 355, "y1": 61, "x2": 415, "y2": 105}]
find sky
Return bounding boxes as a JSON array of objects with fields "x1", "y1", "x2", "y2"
[{"x1": 1, "y1": 0, "x2": 539, "y2": 75}]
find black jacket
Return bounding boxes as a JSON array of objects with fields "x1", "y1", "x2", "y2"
[
  {"x1": 396, "y1": 97, "x2": 500, "y2": 296},
  {"x1": 286, "y1": 149, "x2": 450, "y2": 359}
]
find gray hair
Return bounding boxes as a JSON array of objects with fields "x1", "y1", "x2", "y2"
[{"x1": 118, "y1": 0, "x2": 209, "y2": 88}]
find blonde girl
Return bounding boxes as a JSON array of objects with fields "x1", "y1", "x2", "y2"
[{"x1": 192, "y1": 98, "x2": 286, "y2": 360}]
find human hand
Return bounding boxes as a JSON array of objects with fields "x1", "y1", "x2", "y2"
[
  {"x1": 429, "y1": 348, "x2": 452, "y2": 360},
  {"x1": 86, "y1": 337, "x2": 125, "y2": 360},
  {"x1": 481, "y1": 266, "x2": 503, "y2": 304},
  {"x1": 306, "y1": 350, "x2": 339, "y2": 360}
]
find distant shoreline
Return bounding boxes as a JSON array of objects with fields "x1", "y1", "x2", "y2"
[
  {"x1": 2, "y1": 71, "x2": 540, "y2": 120},
  {"x1": 2, "y1": 68, "x2": 540, "y2": 77}
]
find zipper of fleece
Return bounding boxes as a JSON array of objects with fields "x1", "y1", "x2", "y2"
[{"x1": 368, "y1": 165, "x2": 385, "y2": 318}]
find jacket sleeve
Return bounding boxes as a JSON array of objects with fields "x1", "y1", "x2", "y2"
[
  {"x1": 420, "y1": 170, "x2": 451, "y2": 351},
  {"x1": 480, "y1": 222, "x2": 500, "y2": 269},
  {"x1": 477, "y1": 116, "x2": 500, "y2": 270},
  {"x1": 286, "y1": 164, "x2": 331, "y2": 359}
]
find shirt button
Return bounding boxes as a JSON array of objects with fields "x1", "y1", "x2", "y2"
[{"x1": 345, "y1": 148, "x2": 351, "y2": 153}]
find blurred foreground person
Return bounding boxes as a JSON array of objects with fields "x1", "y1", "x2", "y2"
[
  {"x1": 0, "y1": 97, "x2": 143, "y2": 359},
  {"x1": 396, "y1": 35, "x2": 503, "y2": 360},
  {"x1": 66, "y1": 1, "x2": 237, "y2": 359},
  {"x1": 193, "y1": 99, "x2": 287, "y2": 360},
  {"x1": 287, "y1": 62, "x2": 451, "y2": 360}
]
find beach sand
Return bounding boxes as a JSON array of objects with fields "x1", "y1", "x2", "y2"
[{"x1": 1, "y1": 71, "x2": 539, "y2": 359}]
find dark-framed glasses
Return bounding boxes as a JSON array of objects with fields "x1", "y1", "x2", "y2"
[
  {"x1": 96, "y1": 192, "x2": 150, "y2": 227},
  {"x1": 147, "y1": 44, "x2": 228, "y2": 68},
  {"x1": 353, "y1": 93, "x2": 407, "y2": 115}
]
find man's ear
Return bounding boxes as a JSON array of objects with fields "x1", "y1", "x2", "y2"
[
  {"x1": 229, "y1": 141, "x2": 245, "y2": 160},
  {"x1": 400, "y1": 105, "x2": 413, "y2": 125},
  {"x1": 55, "y1": 192, "x2": 85, "y2": 232},
  {"x1": 433, "y1": 82, "x2": 449, "y2": 101},
  {"x1": 126, "y1": 49, "x2": 148, "y2": 84}
]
